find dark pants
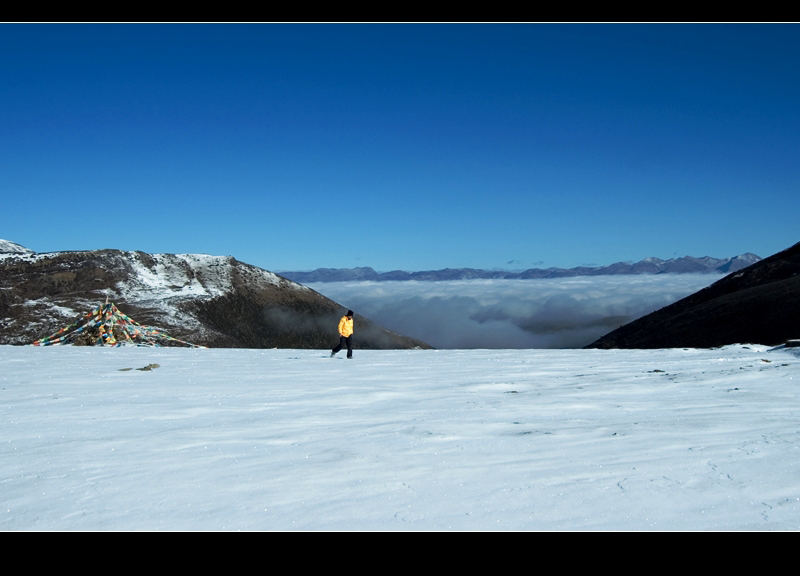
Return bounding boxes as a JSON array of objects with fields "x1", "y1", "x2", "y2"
[{"x1": 332, "y1": 336, "x2": 352, "y2": 358}]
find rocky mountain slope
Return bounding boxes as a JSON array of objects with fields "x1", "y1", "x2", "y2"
[
  {"x1": 586, "y1": 241, "x2": 800, "y2": 349},
  {"x1": 280, "y1": 253, "x2": 762, "y2": 283},
  {"x1": 0, "y1": 242, "x2": 431, "y2": 349}
]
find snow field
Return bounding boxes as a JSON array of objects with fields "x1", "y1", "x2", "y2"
[{"x1": 1, "y1": 344, "x2": 799, "y2": 530}]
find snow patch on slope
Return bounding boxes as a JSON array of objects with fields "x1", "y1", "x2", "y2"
[
  {"x1": 0, "y1": 239, "x2": 34, "y2": 254},
  {"x1": 119, "y1": 252, "x2": 293, "y2": 302},
  {"x1": 22, "y1": 298, "x2": 81, "y2": 318},
  {"x1": 120, "y1": 253, "x2": 235, "y2": 301}
]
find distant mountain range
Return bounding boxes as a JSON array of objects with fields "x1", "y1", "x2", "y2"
[
  {"x1": 279, "y1": 253, "x2": 762, "y2": 283},
  {"x1": 0, "y1": 241, "x2": 431, "y2": 349},
  {"x1": 587, "y1": 241, "x2": 800, "y2": 349}
]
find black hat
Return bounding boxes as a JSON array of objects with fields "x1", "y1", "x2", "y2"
[{"x1": 347, "y1": 310, "x2": 354, "y2": 316}]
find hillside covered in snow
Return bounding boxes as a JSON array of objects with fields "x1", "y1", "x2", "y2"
[{"x1": 0, "y1": 241, "x2": 430, "y2": 350}]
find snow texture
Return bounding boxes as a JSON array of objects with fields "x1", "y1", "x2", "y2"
[
  {"x1": 2, "y1": 344, "x2": 799, "y2": 530},
  {"x1": 0, "y1": 240, "x2": 34, "y2": 255}
]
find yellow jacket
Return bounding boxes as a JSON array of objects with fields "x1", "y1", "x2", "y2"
[{"x1": 338, "y1": 315, "x2": 354, "y2": 337}]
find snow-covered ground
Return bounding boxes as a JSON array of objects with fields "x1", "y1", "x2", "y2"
[{"x1": 2, "y1": 344, "x2": 799, "y2": 530}]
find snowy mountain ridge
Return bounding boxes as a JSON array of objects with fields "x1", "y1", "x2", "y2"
[
  {"x1": 1, "y1": 246, "x2": 286, "y2": 299},
  {"x1": 0, "y1": 240, "x2": 429, "y2": 349},
  {"x1": 0, "y1": 239, "x2": 34, "y2": 255}
]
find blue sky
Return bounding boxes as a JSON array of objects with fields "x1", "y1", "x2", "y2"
[{"x1": 2, "y1": 23, "x2": 799, "y2": 272}]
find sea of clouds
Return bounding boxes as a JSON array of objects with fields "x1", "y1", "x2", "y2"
[{"x1": 308, "y1": 274, "x2": 722, "y2": 349}]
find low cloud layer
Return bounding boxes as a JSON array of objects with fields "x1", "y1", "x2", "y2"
[{"x1": 308, "y1": 275, "x2": 721, "y2": 349}]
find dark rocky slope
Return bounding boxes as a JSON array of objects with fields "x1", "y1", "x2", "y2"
[{"x1": 586, "y1": 241, "x2": 800, "y2": 349}]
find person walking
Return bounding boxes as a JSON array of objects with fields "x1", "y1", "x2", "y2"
[{"x1": 331, "y1": 310, "x2": 354, "y2": 359}]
